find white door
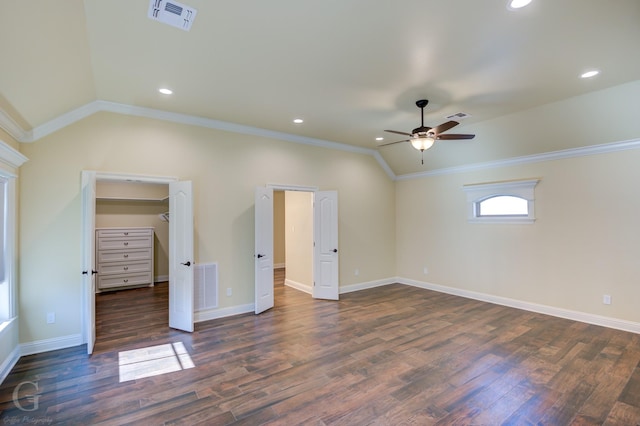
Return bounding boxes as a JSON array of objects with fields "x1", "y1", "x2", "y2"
[
  {"x1": 255, "y1": 187, "x2": 274, "y2": 314},
  {"x1": 313, "y1": 191, "x2": 339, "y2": 300},
  {"x1": 169, "y1": 180, "x2": 194, "y2": 332},
  {"x1": 81, "y1": 171, "x2": 97, "y2": 354}
]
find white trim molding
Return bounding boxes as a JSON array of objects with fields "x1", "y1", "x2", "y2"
[
  {"x1": 0, "y1": 345, "x2": 20, "y2": 384},
  {"x1": 194, "y1": 303, "x2": 254, "y2": 323},
  {"x1": 339, "y1": 277, "x2": 396, "y2": 294},
  {"x1": 0, "y1": 140, "x2": 28, "y2": 170},
  {"x1": 399, "y1": 277, "x2": 640, "y2": 335},
  {"x1": 284, "y1": 279, "x2": 312, "y2": 295},
  {"x1": 6, "y1": 100, "x2": 639, "y2": 183},
  {"x1": 20, "y1": 334, "x2": 84, "y2": 356},
  {"x1": 397, "y1": 138, "x2": 640, "y2": 180},
  {"x1": 0, "y1": 109, "x2": 29, "y2": 142},
  {"x1": 1, "y1": 101, "x2": 398, "y2": 180}
]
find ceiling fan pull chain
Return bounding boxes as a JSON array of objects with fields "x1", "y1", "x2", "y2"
[{"x1": 421, "y1": 150, "x2": 424, "y2": 164}]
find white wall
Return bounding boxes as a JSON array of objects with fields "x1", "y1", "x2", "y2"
[
  {"x1": 284, "y1": 191, "x2": 313, "y2": 289},
  {"x1": 273, "y1": 191, "x2": 285, "y2": 267},
  {"x1": 397, "y1": 149, "x2": 640, "y2": 324},
  {"x1": 17, "y1": 111, "x2": 396, "y2": 345},
  {"x1": 396, "y1": 80, "x2": 640, "y2": 326}
]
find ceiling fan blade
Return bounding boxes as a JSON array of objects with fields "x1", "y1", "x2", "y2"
[
  {"x1": 436, "y1": 134, "x2": 475, "y2": 140},
  {"x1": 431, "y1": 121, "x2": 459, "y2": 135},
  {"x1": 378, "y1": 139, "x2": 409, "y2": 147},
  {"x1": 384, "y1": 129, "x2": 412, "y2": 136}
]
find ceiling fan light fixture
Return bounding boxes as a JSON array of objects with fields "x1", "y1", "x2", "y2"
[{"x1": 410, "y1": 136, "x2": 435, "y2": 151}]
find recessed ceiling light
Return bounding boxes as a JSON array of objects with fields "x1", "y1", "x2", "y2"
[
  {"x1": 507, "y1": 0, "x2": 532, "y2": 10},
  {"x1": 293, "y1": 118, "x2": 304, "y2": 124},
  {"x1": 158, "y1": 88, "x2": 173, "y2": 95},
  {"x1": 375, "y1": 137, "x2": 384, "y2": 141},
  {"x1": 580, "y1": 70, "x2": 600, "y2": 79}
]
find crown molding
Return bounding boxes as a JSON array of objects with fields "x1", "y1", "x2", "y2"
[
  {"x1": 29, "y1": 102, "x2": 101, "y2": 142},
  {"x1": 373, "y1": 151, "x2": 396, "y2": 180},
  {"x1": 0, "y1": 139, "x2": 28, "y2": 170},
  {"x1": 0, "y1": 108, "x2": 29, "y2": 142},
  {"x1": 97, "y1": 100, "x2": 378, "y2": 155},
  {"x1": 396, "y1": 138, "x2": 640, "y2": 181},
  {"x1": 8, "y1": 101, "x2": 636, "y2": 182},
  {"x1": 7, "y1": 100, "x2": 398, "y2": 177}
]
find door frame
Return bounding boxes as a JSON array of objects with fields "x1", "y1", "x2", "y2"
[
  {"x1": 81, "y1": 171, "x2": 184, "y2": 349},
  {"x1": 261, "y1": 184, "x2": 339, "y2": 303}
]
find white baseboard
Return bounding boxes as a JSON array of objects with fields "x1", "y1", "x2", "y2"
[
  {"x1": 195, "y1": 303, "x2": 254, "y2": 323},
  {"x1": 340, "y1": 277, "x2": 396, "y2": 294},
  {"x1": 155, "y1": 275, "x2": 169, "y2": 283},
  {"x1": 284, "y1": 279, "x2": 312, "y2": 295},
  {"x1": 20, "y1": 334, "x2": 83, "y2": 356},
  {"x1": 0, "y1": 346, "x2": 20, "y2": 385},
  {"x1": 274, "y1": 263, "x2": 285, "y2": 269},
  {"x1": 398, "y1": 277, "x2": 640, "y2": 334}
]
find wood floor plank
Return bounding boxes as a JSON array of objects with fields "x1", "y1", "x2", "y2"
[{"x1": 2, "y1": 273, "x2": 640, "y2": 425}]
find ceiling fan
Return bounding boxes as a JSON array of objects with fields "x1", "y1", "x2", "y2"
[{"x1": 380, "y1": 99, "x2": 475, "y2": 164}]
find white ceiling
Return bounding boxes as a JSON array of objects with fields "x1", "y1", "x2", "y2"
[{"x1": 1, "y1": 0, "x2": 639, "y2": 175}]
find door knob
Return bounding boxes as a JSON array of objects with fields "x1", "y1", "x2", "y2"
[
  {"x1": 181, "y1": 261, "x2": 191, "y2": 266},
  {"x1": 332, "y1": 249, "x2": 338, "y2": 253},
  {"x1": 257, "y1": 254, "x2": 265, "y2": 259}
]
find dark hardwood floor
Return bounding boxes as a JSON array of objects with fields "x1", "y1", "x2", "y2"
[{"x1": 2, "y1": 270, "x2": 640, "y2": 425}]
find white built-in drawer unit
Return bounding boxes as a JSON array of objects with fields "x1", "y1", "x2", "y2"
[{"x1": 96, "y1": 227, "x2": 154, "y2": 291}]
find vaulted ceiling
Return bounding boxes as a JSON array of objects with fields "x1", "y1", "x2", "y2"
[{"x1": 1, "y1": 0, "x2": 639, "y2": 176}]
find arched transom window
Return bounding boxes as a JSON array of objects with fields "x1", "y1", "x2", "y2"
[{"x1": 463, "y1": 179, "x2": 539, "y2": 224}]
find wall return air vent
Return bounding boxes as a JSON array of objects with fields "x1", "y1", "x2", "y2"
[{"x1": 148, "y1": 0, "x2": 197, "y2": 31}]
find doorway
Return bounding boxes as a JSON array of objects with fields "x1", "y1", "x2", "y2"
[
  {"x1": 254, "y1": 185, "x2": 339, "y2": 314},
  {"x1": 274, "y1": 190, "x2": 314, "y2": 296},
  {"x1": 95, "y1": 180, "x2": 170, "y2": 288},
  {"x1": 81, "y1": 171, "x2": 194, "y2": 354}
]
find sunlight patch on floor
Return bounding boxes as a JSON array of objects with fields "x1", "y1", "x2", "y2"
[{"x1": 118, "y1": 341, "x2": 195, "y2": 382}]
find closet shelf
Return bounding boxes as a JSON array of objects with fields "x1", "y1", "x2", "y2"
[{"x1": 96, "y1": 196, "x2": 169, "y2": 202}]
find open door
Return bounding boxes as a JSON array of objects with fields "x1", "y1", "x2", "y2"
[
  {"x1": 313, "y1": 191, "x2": 339, "y2": 300},
  {"x1": 255, "y1": 187, "x2": 274, "y2": 314},
  {"x1": 81, "y1": 171, "x2": 97, "y2": 354},
  {"x1": 169, "y1": 180, "x2": 194, "y2": 332}
]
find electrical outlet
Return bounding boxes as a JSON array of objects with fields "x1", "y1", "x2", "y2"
[
  {"x1": 354, "y1": 268, "x2": 359, "y2": 276},
  {"x1": 46, "y1": 312, "x2": 55, "y2": 324},
  {"x1": 603, "y1": 294, "x2": 612, "y2": 305},
  {"x1": 226, "y1": 288, "x2": 232, "y2": 297},
  {"x1": 423, "y1": 266, "x2": 429, "y2": 275}
]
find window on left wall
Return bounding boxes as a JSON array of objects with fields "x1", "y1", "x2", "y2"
[
  {"x1": 0, "y1": 177, "x2": 9, "y2": 322},
  {"x1": 0, "y1": 141, "x2": 25, "y2": 328}
]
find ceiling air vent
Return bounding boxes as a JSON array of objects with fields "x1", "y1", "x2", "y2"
[
  {"x1": 445, "y1": 112, "x2": 472, "y2": 121},
  {"x1": 148, "y1": 0, "x2": 197, "y2": 31}
]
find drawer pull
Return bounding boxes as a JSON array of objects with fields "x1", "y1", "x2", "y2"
[
  {"x1": 123, "y1": 279, "x2": 128, "y2": 283},
  {"x1": 124, "y1": 242, "x2": 129, "y2": 246},
  {"x1": 124, "y1": 266, "x2": 129, "y2": 271},
  {"x1": 124, "y1": 232, "x2": 129, "y2": 235},
  {"x1": 124, "y1": 254, "x2": 129, "y2": 258}
]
